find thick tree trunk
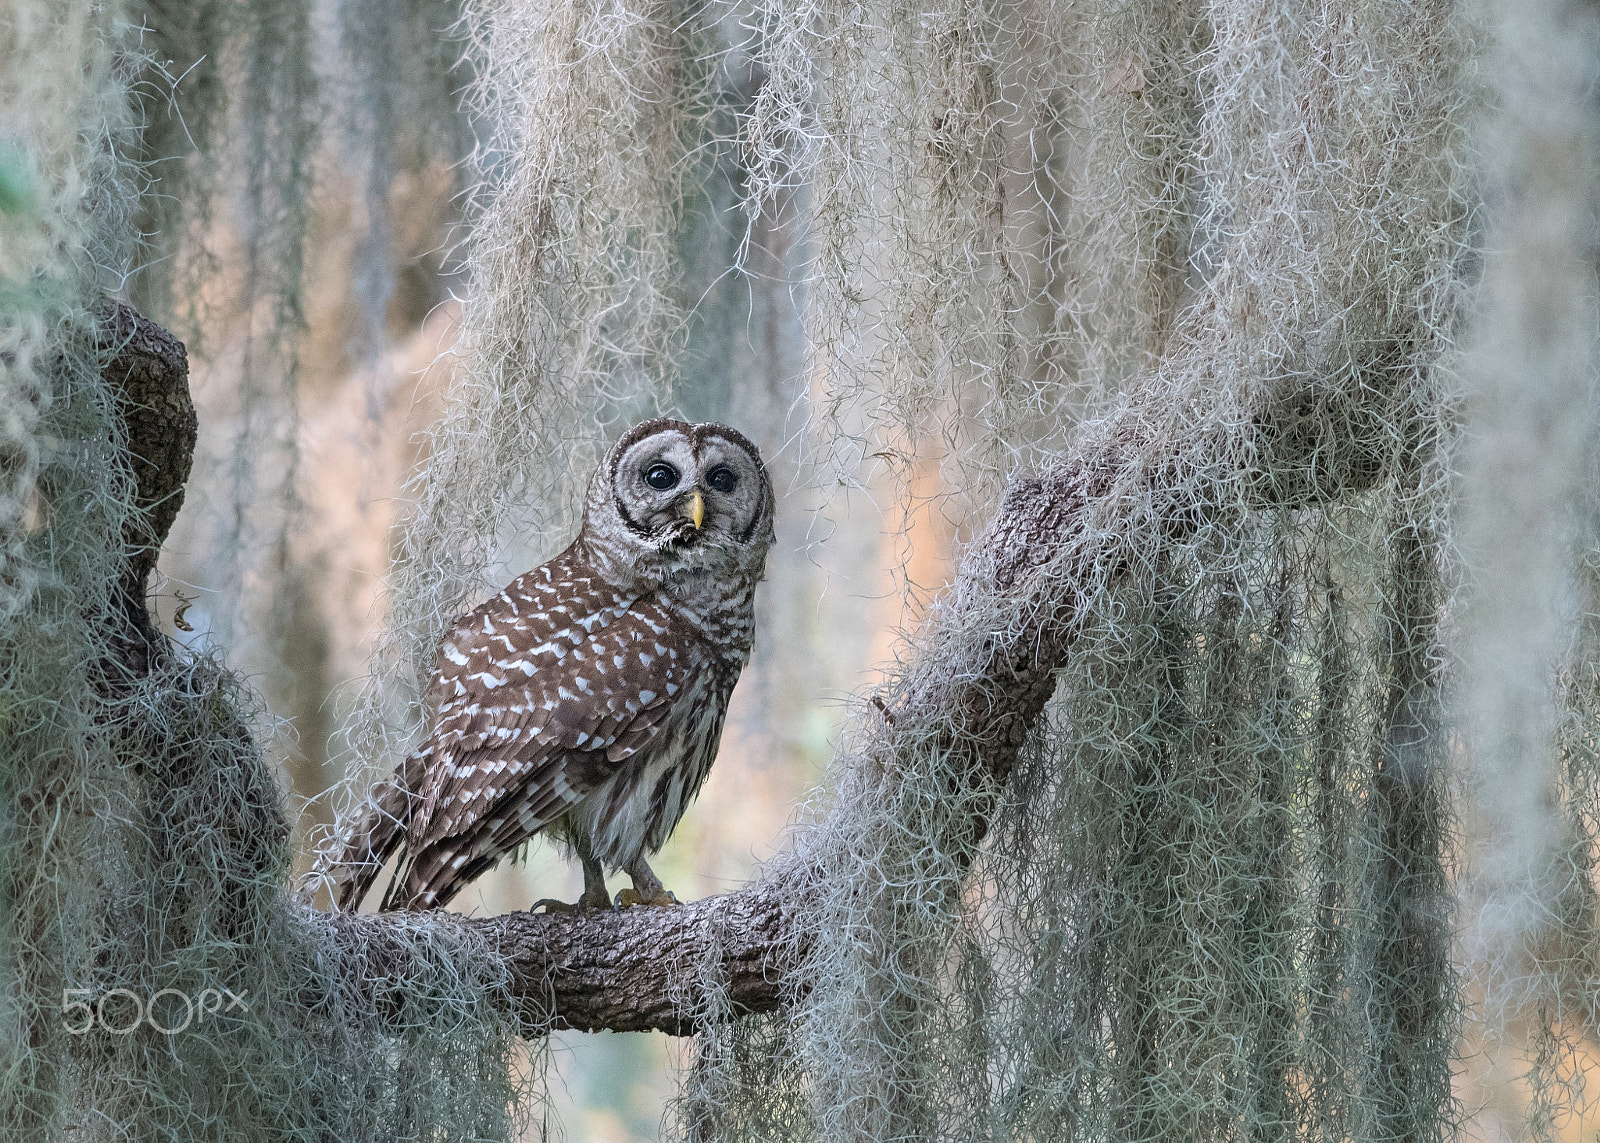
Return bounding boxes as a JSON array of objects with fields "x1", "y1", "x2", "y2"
[{"x1": 111, "y1": 305, "x2": 1415, "y2": 1035}]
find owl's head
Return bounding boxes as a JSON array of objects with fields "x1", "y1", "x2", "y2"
[{"x1": 582, "y1": 419, "x2": 775, "y2": 587}]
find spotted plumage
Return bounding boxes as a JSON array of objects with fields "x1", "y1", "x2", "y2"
[{"x1": 330, "y1": 419, "x2": 774, "y2": 912}]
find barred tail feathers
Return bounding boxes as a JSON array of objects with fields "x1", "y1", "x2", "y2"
[{"x1": 329, "y1": 750, "x2": 428, "y2": 912}]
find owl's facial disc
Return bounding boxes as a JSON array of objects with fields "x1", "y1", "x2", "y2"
[
  {"x1": 612, "y1": 431, "x2": 765, "y2": 544},
  {"x1": 592, "y1": 420, "x2": 773, "y2": 584}
]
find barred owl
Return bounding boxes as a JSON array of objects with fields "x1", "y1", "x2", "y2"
[{"x1": 330, "y1": 419, "x2": 774, "y2": 912}]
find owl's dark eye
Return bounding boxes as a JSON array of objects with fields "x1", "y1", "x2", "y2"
[
  {"x1": 644, "y1": 462, "x2": 680, "y2": 491},
  {"x1": 706, "y1": 466, "x2": 737, "y2": 494}
]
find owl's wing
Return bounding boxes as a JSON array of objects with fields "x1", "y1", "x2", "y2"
[{"x1": 400, "y1": 552, "x2": 698, "y2": 905}]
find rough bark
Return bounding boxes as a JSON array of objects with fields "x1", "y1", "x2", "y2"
[
  {"x1": 338, "y1": 873, "x2": 806, "y2": 1035},
  {"x1": 106, "y1": 302, "x2": 1414, "y2": 1036},
  {"x1": 97, "y1": 298, "x2": 196, "y2": 676}
]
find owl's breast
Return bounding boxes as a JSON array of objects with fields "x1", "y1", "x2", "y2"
[
  {"x1": 659, "y1": 573, "x2": 761, "y2": 665},
  {"x1": 541, "y1": 568, "x2": 759, "y2": 868},
  {"x1": 569, "y1": 665, "x2": 734, "y2": 866}
]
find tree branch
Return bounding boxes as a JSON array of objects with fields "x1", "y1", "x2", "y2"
[
  {"x1": 336, "y1": 874, "x2": 806, "y2": 1035},
  {"x1": 98, "y1": 298, "x2": 196, "y2": 676}
]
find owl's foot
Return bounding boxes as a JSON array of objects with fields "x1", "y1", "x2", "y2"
[
  {"x1": 615, "y1": 887, "x2": 679, "y2": 909},
  {"x1": 532, "y1": 849, "x2": 616, "y2": 912},
  {"x1": 533, "y1": 884, "x2": 615, "y2": 913},
  {"x1": 618, "y1": 857, "x2": 678, "y2": 908}
]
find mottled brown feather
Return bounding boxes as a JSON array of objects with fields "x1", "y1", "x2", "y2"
[{"x1": 401, "y1": 552, "x2": 697, "y2": 886}]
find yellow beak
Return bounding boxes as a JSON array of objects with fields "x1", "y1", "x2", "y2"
[{"x1": 687, "y1": 490, "x2": 704, "y2": 530}]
